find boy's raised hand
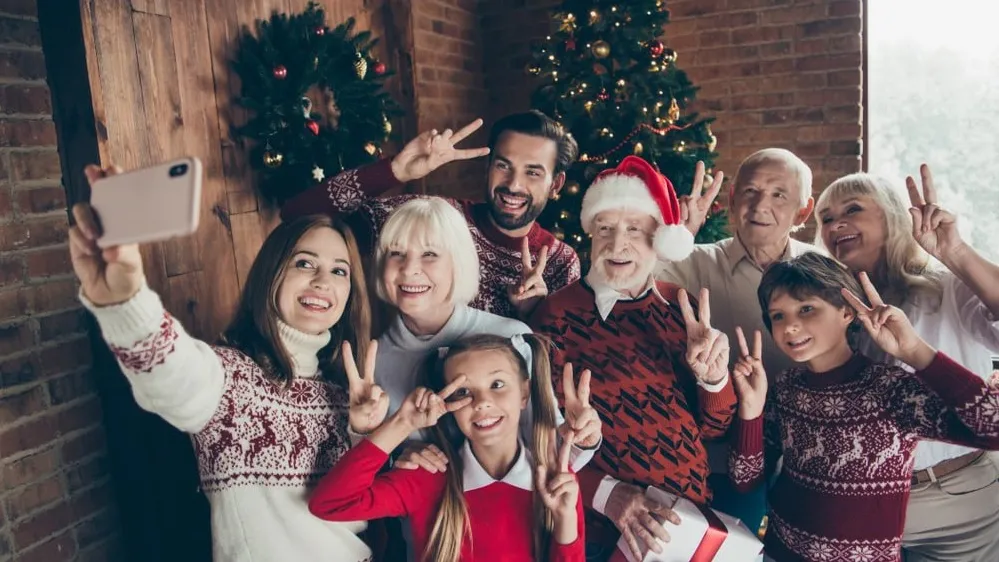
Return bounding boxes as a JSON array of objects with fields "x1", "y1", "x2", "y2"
[
  {"x1": 344, "y1": 340, "x2": 389, "y2": 434},
  {"x1": 560, "y1": 362, "x2": 601, "y2": 448},
  {"x1": 536, "y1": 429, "x2": 579, "y2": 519},
  {"x1": 842, "y1": 272, "x2": 936, "y2": 369},
  {"x1": 70, "y1": 165, "x2": 145, "y2": 306},
  {"x1": 679, "y1": 288, "x2": 730, "y2": 385},
  {"x1": 732, "y1": 327, "x2": 768, "y2": 420},
  {"x1": 396, "y1": 377, "x2": 472, "y2": 430}
]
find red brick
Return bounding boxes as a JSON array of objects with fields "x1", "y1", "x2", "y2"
[
  {"x1": 0, "y1": 84, "x2": 52, "y2": 115},
  {"x1": 0, "y1": 320, "x2": 33, "y2": 356},
  {"x1": 0, "y1": 16, "x2": 41, "y2": 46},
  {"x1": 10, "y1": 150, "x2": 61, "y2": 182},
  {"x1": 69, "y1": 482, "x2": 112, "y2": 521},
  {"x1": 0, "y1": 184, "x2": 12, "y2": 215},
  {"x1": 21, "y1": 217, "x2": 69, "y2": 249},
  {"x1": 760, "y1": 41, "x2": 792, "y2": 57},
  {"x1": 56, "y1": 396, "x2": 102, "y2": 434},
  {"x1": 759, "y1": 58, "x2": 795, "y2": 75},
  {"x1": 46, "y1": 370, "x2": 93, "y2": 407},
  {"x1": 825, "y1": 105, "x2": 861, "y2": 123},
  {"x1": 15, "y1": 186, "x2": 66, "y2": 214},
  {"x1": 799, "y1": 17, "x2": 862, "y2": 38},
  {"x1": 11, "y1": 501, "x2": 73, "y2": 550},
  {"x1": 704, "y1": 11, "x2": 760, "y2": 29},
  {"x1": 0, "y1": 384, "x2": 45, "y2": 425},
  {"x1": 823, "y1": 155, "x2": 862, "y2": 174},
  {"x1": 37, "y1": 308, "x2": 85, "y2": 343},
  {"x1": 0, "y1": 119, "x2": 56, "y2": 147},
  {"x1": 0, "y1": 412, "x2": 58, "y2": 457},
  {"x1": 0, "y1": 253, "x2": 25, "y2": 287},
  {"x1": 0, "y1": 49, "x2": 46, "y2": 81},
  {"x1": 66, "y1": 454, "x2": 109, "y2": 494},
  {"x1": 0, "y1": 221, "x2": 29, "y2": 251},
  {"x1": 796, "y1": 123, "x2": 862, "y2": 142},
  {"x1": 730, "y1": 92, "x2": 795, "y2": 111},
  {"x1": 21, "y1": 279, "x2": 80, "y2": 314},
  {"x1": 795, "y1": 88, "x2": 860, "y2": 107},
  {"x1": 830, "y1": 140, "x2": 862, "y2": 156},
  {"x1": 795, "y1": 52, "x2": 861, "y2": 72},
  {"x1": 793, "y1": 142, "x2": 831, "y2": 158},
  {"x1": 2, "y1": 447, "x2": 59, "y2": 488},
  {"x1": 760, "y1": 5, "x2": 827, "y2": 25},
  {"x1": 6, "y1": 475, "x2": 65, "y2": 521},
  {"x1": 38, "y1": 336, "x2": 91, "y2": 377},
  {"x1": 828, "y1": 69, "x2": 862, "y2": 87},
  {"x1": 61, "y1": 427, "x2": 107, "y2": 464},
  {"x1": 731, "y1": 25, "x2": 792, "y2": 44},
  {"x1": 0, "y1": 352, "x2": 39, "y2": 389},
  {"x1": 0, "y1": 288, "x2": 24, "y2": 320},
  {"x1": 828, "y1": 0, "x2": 862, "y2": 18},
  {"x1": 16, "y1": 532, "x2": 78, "y2": 562},
  {"x1": 829, "y1": 34, "x2": 862, "y2": 53},
  {"x1": 26, "y1": 246, "x2": 72, "y2": 279}
]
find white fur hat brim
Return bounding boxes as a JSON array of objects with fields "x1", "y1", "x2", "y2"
[{"x1": 580, "y1": 174, "x2": 661, "y2": 231}]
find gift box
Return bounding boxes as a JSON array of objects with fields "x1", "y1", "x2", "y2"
[{"x1": 614, "y1": 486, "x2": 764, "y2": 562}]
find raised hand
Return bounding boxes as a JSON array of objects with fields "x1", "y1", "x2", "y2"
[
  {"x1": 678, "y1": 288, "x2": 730, "y2": 385},
  {"x1": 536, "y1": 430, "x2": 579, "y2": 518},
  {"x1": 732, "y1": 327, "x2": 768, "y2": 420},
  {"x1": 841, "y1": 272, "x2": 935, "y2": 369},
  {"x1": 508, "y1": 237, "x2": 549, "y2": 318},
  {"x1": 343, "y1": 340, "x2": 389, "y2": 434},
  {"x1": 559, "y1": 362, "x2": 601, "y2": 448},
  {"x1": 678, "y1": 161, "x2": 725, "y2": 236},
  {"x1": 906, "y1": 163, "x2": 964, "y2": 261},
  {"x1": 69, "y1": 165, "x2": 145, "y2": 306},
  {"x1": 394, "y1": 377, "x2": 472, "y2": 431},
  {"x1": 390, "y1": 119, "x2": 491, "y2": 183}
]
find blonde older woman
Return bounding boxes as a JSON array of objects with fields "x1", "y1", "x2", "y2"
[
  {"x1": 352, "y1": 197, "x2": 600, "y2": 467},
  {"x1": 815, "y1": 164, "x2": 999, "y2": 562}
]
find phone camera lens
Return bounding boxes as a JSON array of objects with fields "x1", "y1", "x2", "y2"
[{"x1": 169, "y1": 164, "x2": 189, "y2": 177}]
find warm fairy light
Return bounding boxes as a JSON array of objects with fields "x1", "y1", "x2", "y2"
[{"x1": 617, "y1": 79, "x2": 626, "y2": 86}]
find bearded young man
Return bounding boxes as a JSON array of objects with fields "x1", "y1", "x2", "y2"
[
  {"x1": 530, "y1": 156, "x2": 737, "y2": 562},
  {"x1": 282, "y1": 111, "x2": 580, "y2": 320}
]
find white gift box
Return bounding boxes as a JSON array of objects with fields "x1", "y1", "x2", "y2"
[{"x1": 615, "y1": 486, "x2": 764, "y2": 562}]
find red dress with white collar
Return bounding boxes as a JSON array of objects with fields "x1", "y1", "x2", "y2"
[{"x1": 310, "y1": 439, "x2": 585, "y2": 562}]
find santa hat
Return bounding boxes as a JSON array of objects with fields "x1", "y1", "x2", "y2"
[{"x1": 580, "y1": 155, "x2": 694, "y2": 261}]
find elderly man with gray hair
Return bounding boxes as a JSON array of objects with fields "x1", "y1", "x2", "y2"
[{"x1": 656, "y1": 148, "x2": 819, "y2": 533}]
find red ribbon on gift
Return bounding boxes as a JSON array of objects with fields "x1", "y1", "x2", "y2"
[{"x1": 690, "y1": 503, "x2": 727, "y2": 561}]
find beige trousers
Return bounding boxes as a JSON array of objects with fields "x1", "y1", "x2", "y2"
[{"x1": 902, "y1": 452, "x2": 999, "y2": 562}]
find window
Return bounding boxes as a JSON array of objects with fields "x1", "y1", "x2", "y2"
[{"x1": 867, "y1": 0, "x2": 999, "y2": 262}]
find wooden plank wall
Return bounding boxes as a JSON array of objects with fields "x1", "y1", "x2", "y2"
[{"x1": 79, "y1": 0, "x2": 407, "y2": 342}]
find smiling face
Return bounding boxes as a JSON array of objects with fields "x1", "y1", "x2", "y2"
[
  {"x1": 818, "y1": 194, "x2": 888, "y2": 275},
  {"x1": 588, "y1": 209, "x2": 658, "y2": 295},
  {"x1": 486, "y1": 131, "x2": 564, "y2": 233},
  {"x1": 730, "y1": 161, "x2": 813, "y2": 249},
  {"x1": 766, "y1": 290, "x2": 855, "y2": 371},
  {"x1": 381, "y1": 239, "x2": 454, "y2": 321},
  {"x1": 275, "y1": 226, "x2": 353, "y2": 335},
  {"x1": 444, "y1": 348, "x2": 529, "y2": 450}
]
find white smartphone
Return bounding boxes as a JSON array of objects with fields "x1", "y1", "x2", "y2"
[{"x1": 90, "y1": 157, "x2": 203, "y2": 248}]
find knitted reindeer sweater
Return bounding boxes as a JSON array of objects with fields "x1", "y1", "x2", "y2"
[
  {"x1": 730, "y1": 353, "x2": 999, "y2": 562},
  {"x1": 82, "y1": 286, "x2": 370, "y2": 562}
]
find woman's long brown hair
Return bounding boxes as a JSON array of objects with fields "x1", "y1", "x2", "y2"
[
  {"x1": 219, "y1": 215, "x2": 372, "y2": 388},
  {"x1": 423, "y1": 333, "x2": 561, "y2": 562}
]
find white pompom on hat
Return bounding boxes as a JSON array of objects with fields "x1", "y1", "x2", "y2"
[{"x1": 580, "y1": 155, "x2": 694, "y2": 261}]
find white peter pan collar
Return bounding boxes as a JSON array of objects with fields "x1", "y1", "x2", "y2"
[{"x1": 461, "y1": 440, "x2": 534, "y2": 492}]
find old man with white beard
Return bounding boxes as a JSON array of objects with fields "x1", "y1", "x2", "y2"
[{"x1": 530, "y1": 156, "x2": 737, "y2": 561}]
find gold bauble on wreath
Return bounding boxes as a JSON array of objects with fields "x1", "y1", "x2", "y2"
[
  {"x1": 591, "y1": 40, "x2": 611, "y2": 59},
  {"x1": 263, "y1": 151, "x2": 284, "y2": 168},
  {"x1": 383, "y1": 116, "x2": 392, "y2": 135},
  {"x1": 354, "y1": 53, "x2": 368, "y2": 78}
]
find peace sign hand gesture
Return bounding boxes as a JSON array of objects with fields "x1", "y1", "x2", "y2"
[
  {"x1": 679, "y1": 288, "x2": 730, "y2": 385},
  {"x1": 343, "y1": 341, "x2": 390, "y2": 435},
  {"x1": 678, "y1": 161, "x2": 725, "y2": 236},
  {"x1": 536, "y1": 429, "x2": 580, "y2": 521},
  {"x1": 508, "y1": 237, "x2": 550, "y2": 318},
  {"x1": 394, "y1": 377, "x2": 473, "y2": 431},
  {"x1": 390, "y1": 119, "x2": 491, "y2": 183},
  {"x1": 906, "y1": 163, "x2": 965, "y2": 262},
  {"x1": 731, "y1": 327, "x2": 768, "y2": 420},
  {"x1": 841, "y1": 272, "x2": 936, "y2": 370},
  {"x1": 559, "y1": 363, "x2": 601, "y2": 449}
]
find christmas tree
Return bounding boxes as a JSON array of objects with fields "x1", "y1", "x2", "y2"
[{"x1": 529, "y1": 0, "x2": 727, "y2": 263}]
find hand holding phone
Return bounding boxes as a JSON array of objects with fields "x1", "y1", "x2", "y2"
[
  {"x1": 90, "y1": 157, "x2": 202, "y2": 248},
  {"x1": 69, "y1": 165, "x2": 147, "y2": 306}
]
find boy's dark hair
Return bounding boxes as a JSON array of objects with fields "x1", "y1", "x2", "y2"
[
  {"x1": 757, "y1": 252, "x2": 867, "y2": 342},
  {"x1": 487, "y1": 110, "x2": 579, "y2": 176}
]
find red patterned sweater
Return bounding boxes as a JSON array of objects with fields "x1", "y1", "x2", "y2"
[
  {"x1": 529, "y1": 280, "x2": 737, "y2": 549},
  {"x1": 81, "y1": 286, "x2": 370, "y2": 562},
  {"x1": 730, "y1": 353, "x2": 999, "y2": 562},
  {"x1": 281, "y1": 159, "x2": 580, "y2": 320}
]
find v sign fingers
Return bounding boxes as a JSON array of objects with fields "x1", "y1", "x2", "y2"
[
  {"x1": 677, "y1": 288, "x2": 698, "y2": 326},
  {"x1": 697, "y1": 287, "x2": 712, "y2": 328}
]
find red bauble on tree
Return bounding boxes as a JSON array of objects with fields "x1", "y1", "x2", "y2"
[
  {"x1": 647, "y1": 40, "x2": 665, "y2": 57},
  {"x1": 596, "y1": 89, "x2": 610, "y2": 102},
  {"x1": 372, "y1": 61, "x2": 387, "y2": 76},
  {"x1": 314, "y1": 25, "x2": 326, "y2": 36},
  {"x1": 306, "y1": 119, "x2": 320, "y2": 135},
  {"x1": 272, "y1": 65, "x2": 288, "y2": 79},
  {"x1": 566, "y1": 37, "x2": 577, "y2": 51}
]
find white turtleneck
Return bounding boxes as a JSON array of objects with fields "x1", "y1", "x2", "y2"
[{"x1": 276, "y1": 320, "x2": 331, "y2": 379}]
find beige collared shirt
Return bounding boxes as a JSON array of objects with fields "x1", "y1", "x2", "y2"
[{"x1": 656, "y1": 235, "x2": 818, "y2": 381}]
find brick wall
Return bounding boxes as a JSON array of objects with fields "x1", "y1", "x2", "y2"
[
  {"x1": 0, "y1": 2, "x2": 122, "y2": 562},
  {"x1": 411, "y1": 0, "x2": 490, "y2": 200}
]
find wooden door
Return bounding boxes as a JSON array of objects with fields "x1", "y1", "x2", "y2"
[{"x1": 41, "y1": 1, "x2": 413, "y2": 560}]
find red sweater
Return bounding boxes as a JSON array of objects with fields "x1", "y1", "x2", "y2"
[
  {"x1": 309, "y1": 439, "x2": 585, "y2": 562},
  {"x1": 281, "y1": 159, "x2": 580, "y2": 320},
  {"x1": 529, "y1": 280, "x2": 737, "y2": 548},
  {"x1": 730, "y1": 353, "x2": 999, "y2": 562}
]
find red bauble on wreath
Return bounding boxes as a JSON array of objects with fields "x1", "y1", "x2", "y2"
[
  {"x1": 372, "y1": 61, "x2": 387, "y2": 76},
  {"x1": 306, "y1": 119, "x2": 320, "y2": 135},
  {"x1": 314, "y1": 25, "x2": 326, "y2": 36},
  {"x1": 273, "y1": 64, "x2": 288, "y2": 79}
]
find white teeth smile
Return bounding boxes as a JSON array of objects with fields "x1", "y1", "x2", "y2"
[
  {"x1": 473, "y1": 417, "x2": 501, "y2": 429},
  {"x1": 299, "y1": 296, "x2": 331, "y2": 310},
  {"x1": 399, "y1": 285, "x2": 430, "y2": 294},
  {"x1": 787, "y1": 337, "x2": 812, "y2": 348},
  {"x1": 499, "y1": 194, "x2": 527, "y2": 209},
  {"x1": 836, "y1": 234, "x2": 859, "y2": 245}
]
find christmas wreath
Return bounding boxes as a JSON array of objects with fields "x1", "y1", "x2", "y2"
[{"x1": 233, "y1": 2, "x2": 402, "y2": 203}]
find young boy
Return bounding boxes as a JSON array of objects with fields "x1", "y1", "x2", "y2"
[{"x1": 727, "y1": 252, "x2": 999, "y2": 562}]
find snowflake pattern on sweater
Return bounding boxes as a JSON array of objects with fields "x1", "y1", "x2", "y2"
[
  {"x1": 729, "y1": 353, "x2": 999, "y2": 562},
  {"x1": 281, "y1": 160, "x2": 581, "y2": 319}
]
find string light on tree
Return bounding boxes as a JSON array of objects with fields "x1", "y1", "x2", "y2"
[{"x1": 591, "y1": 40, "x2": 610, "y2": 58}]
